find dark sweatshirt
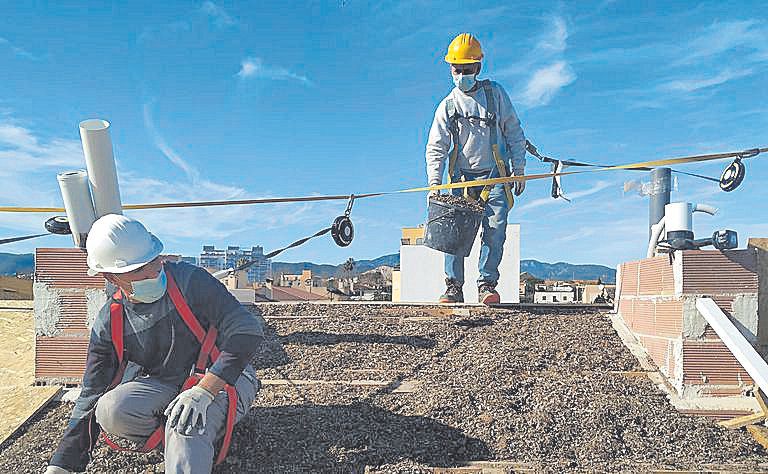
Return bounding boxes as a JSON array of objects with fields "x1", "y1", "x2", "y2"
[{"x1": 50, "y1": 261, "x2": 265, "y2": 471}]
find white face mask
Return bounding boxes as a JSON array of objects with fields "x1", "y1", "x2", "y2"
[
  {"x1": 453, "y1": 73, "x2": 477, "y2": 92},
  {"x1": 127, "y1": 267, "x2": 167, "y2": 303}
]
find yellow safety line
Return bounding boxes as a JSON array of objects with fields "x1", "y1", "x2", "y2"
[
  {"x1": 0, "y1": 147, "x2": 764, "y2": 214},
  {"x1": 397, "y1": 147, "x2": 767, "y2": 194}
]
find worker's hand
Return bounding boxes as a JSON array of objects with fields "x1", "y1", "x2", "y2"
[
  {"x1": 164, "y1": 385, "x2": 215, "y2": 435},
  {"x1": 427, "y1": 189, "x2": 439, "y2": 206},
  {"x1": 513, "y1": 168, "x2": 526, "y2": 196},
  {"x1": 44, "y1": 466, "x2": 71, "y2": 474}
]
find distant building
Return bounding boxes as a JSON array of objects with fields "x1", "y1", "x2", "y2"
[
  {"x1": 179, "y1": 256, "x2": 198, "y2": 266},
  {"x1": 276, "y1": 270, "x2": 331, "y2": 298},
  {"x1": 397, "y1": 224, "x2": 520, "y2": 303},
  {"x1": 200, "y1": 245, "x2": 272, "y2": 283},
  {"x1": 257, "y1": 277, "x2": 332, "y2": 302},
  {"x1": 533, "y1": 283, "x2": 575, "y2": 303},
  {"x1": 392, "y1": 266, "x2": 401, "y2": 302},
  {"x1": 401, "y1": 226, "x2": 425, "y2": 246},
  {"x1": 519, "y1": 272, "x2": 543, "y2": 303},
  {"x1": 569, "y1": 279, "x2": 616, "y2": 304}
]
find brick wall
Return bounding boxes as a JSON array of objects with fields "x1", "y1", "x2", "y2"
[
  {"x1": 617, "y1": 249, "x2": 760, "y2": 397},
  {"x1": 34, "y1": 248, "x2": 104, "y2": 384}
]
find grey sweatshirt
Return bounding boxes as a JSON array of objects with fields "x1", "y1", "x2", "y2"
[{"x1": 426, "y1": 80, "x2": 526, "y2": 186}]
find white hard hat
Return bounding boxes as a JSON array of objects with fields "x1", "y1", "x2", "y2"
[{"x1": 86, "y1": 214, "x2": 163, "y2": 276}]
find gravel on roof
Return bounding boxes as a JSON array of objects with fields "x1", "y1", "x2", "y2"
[{"x1": 0, "y1": 304, "x2": 765, "y2": 473}]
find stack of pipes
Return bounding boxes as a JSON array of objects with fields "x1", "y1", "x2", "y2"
[{"x1": 56, "y1": 119, "x2": 123, "y2": 248}]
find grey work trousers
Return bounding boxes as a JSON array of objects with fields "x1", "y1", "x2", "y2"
[{"x1": 94, "y1": 365, "x2": 259, "y2": 474}]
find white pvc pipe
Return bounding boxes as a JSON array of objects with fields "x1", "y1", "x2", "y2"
[
  {"x1": 696, "y1": 298, "x2": 768, "y2": 395},
  {"x1": 56, "y1": 170, "x2": 97, "y2": 248},
  {"x1": 646, "y1": 217, "x2": 666, "y2": 258},
  {"x1": 79, "y1": 119, "x2": 122, "y2": 218},
  {"x1": 693, "y1": 203, "x2": 718, "y2": 216},
  {"x1": 647, "y1": 202, "x2": 720, "y2": 258}
]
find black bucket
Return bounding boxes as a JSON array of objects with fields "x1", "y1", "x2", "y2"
[{"x1": 424, "y1": 197, "x2": 483, "y2": 257}]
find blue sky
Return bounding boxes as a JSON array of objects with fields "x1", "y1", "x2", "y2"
[{"x1": 0, "y1": 0, "x2": 766, "y2": 267}]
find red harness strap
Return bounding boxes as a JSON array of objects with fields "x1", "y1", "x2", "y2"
[{"x1": 101, "y1": 269, "x2": 238, "y2": 465}]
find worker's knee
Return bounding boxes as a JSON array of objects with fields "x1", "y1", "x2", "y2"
[{"x1": 95, "y1": 390, "x2": 130, "y2": 435}]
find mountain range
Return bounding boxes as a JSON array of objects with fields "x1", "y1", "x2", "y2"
[
  {"x1": 0, "y1": 253, "x2": 34, "y2": 275},
  {"x1": 0, "y1": 252, "x2": 615, "y2": 283}
]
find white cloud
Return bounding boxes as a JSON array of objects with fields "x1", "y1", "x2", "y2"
[
  {"x1": 499, "y1": 15, "x2": 575, "y2": 109},
  {"x1": 200, "y1": 1, "x2": 236, "y2": 27},
  {"x1": 138, "y1": 1, "x2": 235, "y2": 44},
  {"x1": 0, "y1": 121, "x2": 83, "y2": 176},
  {"x1": 539, "y1": 17, "x2": 568, "y2": 53},
  {"x1": 681, "y1": 20, "x2": 768, "y2": 65},
  {"x1": 236, "y1": 57, "x2": 313, "y2": 85},
  {"x1": 138, "y1": 103, "x2": 329, "y2": 244},
  {"x1": 661, "y1": 68, "x2": 753, "y2": 93},
  {"x1": 601, "y1": 19, "x2": 768, "y2": 104},
  {"x1": 0, "y1": 110, "x2": 328, "y2": 253},
  {"x1": 142, "y1": 102, "x2": 251, "y2": 198},
  {"x1": 517, "y1": 180, "x2": 613, "y2": 213},
  {"x1": 519, "y1": 61, "x2": 576, "y2": 108}
]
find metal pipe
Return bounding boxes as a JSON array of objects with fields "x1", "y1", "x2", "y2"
[
  {"x1": 79, "y1": 119, "x2": 123, "y2": 218},
  {"x1": 648, "y1": 167, "x2": 671, "y2": 239},
  {"x1": 56, "y1": 170, "x2": 97, "y2": 248}
]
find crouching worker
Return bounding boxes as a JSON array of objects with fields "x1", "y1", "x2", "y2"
[{"x1": 45, "y1": 214, "x2": 264, "y2": 474}]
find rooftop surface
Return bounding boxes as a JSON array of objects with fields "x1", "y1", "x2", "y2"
[{"x1": 0, "y1": 303, "x2": 766, "y2": 473}]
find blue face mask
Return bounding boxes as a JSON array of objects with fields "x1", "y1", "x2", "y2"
[
  {"x1": 453, "y1": 73, "x2": 477, "y2": 92},
  {"x1": 129, "y1": 267, "x2": 167, "y2": 303}
]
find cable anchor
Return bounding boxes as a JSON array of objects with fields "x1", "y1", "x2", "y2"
[{"x1": 332, "y1": 194, "x2": 355, "y2": 247}]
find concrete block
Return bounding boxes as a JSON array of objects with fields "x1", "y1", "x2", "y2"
[
  {"x1": 399, "y1": 224, "x2": 520, "y2": 303},
  {"x1": 748, "y1": 240, "x2": 768, "y2": 350}
]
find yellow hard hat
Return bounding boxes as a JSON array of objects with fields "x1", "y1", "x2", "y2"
[{"x1": 444, "y1": 33, "x2": 483, "y2": 64}]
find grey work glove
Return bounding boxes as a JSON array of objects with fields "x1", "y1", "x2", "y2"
[
  {"x1": 164, "y1": 385, "x2": 215, "y2": 435},
  {"x1": 44, "y1": 466, "x2": 71, "y2": 474},
  {"x1": 513, "y1": 168, "x2": 526, "y2": 196},
  {"x1": 427, "y1": 189, "x2": 439, "y2": 206}
]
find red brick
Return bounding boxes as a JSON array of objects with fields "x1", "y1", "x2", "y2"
[
  {"x1": 681, "y1": 249, "x2": 758, "y2": 295},
  {"x1": 640, "y1": 335, "x2": 671, "y2": 373},
  {"x1": 654, "y1": 300, "x2": 683, "y2": 338},
  {"x1": 632, "y1": 299, "x2": 655, "y2": 336},
  {"x1": 682, "y1": 340, "x2": 753, "y2": 386},
  {"x1": 620, "y1": 261, "x2": 639, "y2": 297}
]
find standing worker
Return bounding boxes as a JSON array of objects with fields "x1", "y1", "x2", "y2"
[
  {"x1": 44, "y1": 214, "x2": 264, "y2": 474},
  {"x1": 426, "y1": 33, "x2": 527, "y2": 305}
]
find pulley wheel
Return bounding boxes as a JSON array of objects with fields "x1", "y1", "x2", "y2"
[
  {"x1": 45, "y1": 216, "x2": 72, "y2": 235},
  {"x1": 719, "y1": 159, "x2": 745, "y2": 192},
  {"x1": 331, "y1": 215, "x2": 354, "y2": 247}
]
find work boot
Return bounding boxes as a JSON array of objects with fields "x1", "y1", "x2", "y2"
[
  {"x1": 439, "y1": 278, "x2": 464, "y2": 303},
  {"x1": 478, "y1": 283, "x2": 500, "y2": 305}
]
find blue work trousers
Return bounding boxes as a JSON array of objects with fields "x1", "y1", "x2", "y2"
[{"x1": 444, "y1": 170, "x2": 510, "y2": 286}]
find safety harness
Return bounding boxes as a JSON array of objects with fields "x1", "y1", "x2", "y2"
[
  {"x1": 99, "y1": 268, "x2": 237, "y2": 466},
  {"x1": 445, "y1": 79, "x2": 515, "y2": 207}
]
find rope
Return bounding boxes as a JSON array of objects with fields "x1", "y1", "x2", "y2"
[
  {"x1": 0, "y1": 146, "x2": 764, "y2": 214},
  {"x1": 0, "y1": 233, "x2": 48, "y2": 245},
  {"x1": 236, "y1": 227, "x2": 332, "y2": 271}
]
